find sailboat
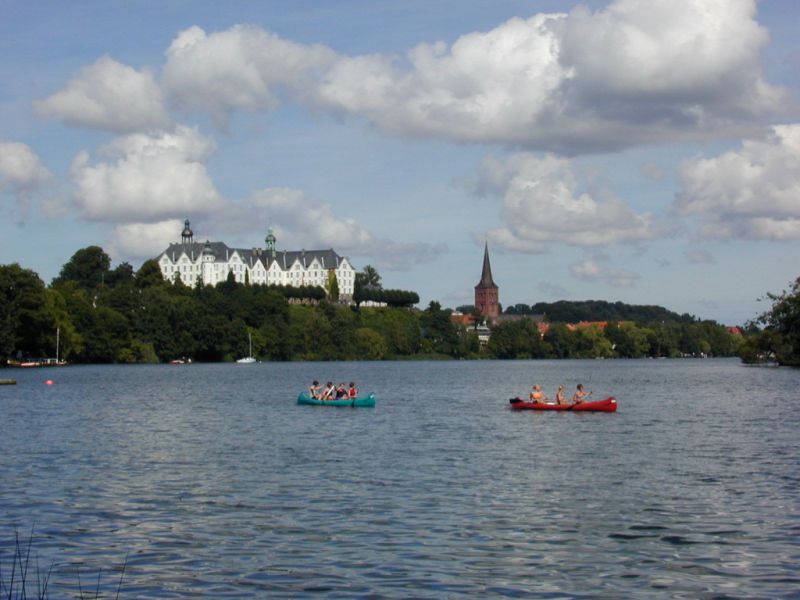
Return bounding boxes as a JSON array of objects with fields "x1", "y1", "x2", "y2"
[
  {"x1": 16, "y1": 327, "x2": 67, "y2": 367},
  {"x1": 237, "y1": 331, "x2": 257, "y2": 363}
]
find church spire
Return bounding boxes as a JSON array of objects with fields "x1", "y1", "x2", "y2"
[
  {"x1": 476, "y1": 242, "x2": 497, "y2": 289},
  {"x1": 474, "y1": 242, "x2": 499, "y2": 321}
]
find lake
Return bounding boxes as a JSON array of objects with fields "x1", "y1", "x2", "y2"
[{"x1": 1, "y1": 359, "x2": 798, "y2": 598}]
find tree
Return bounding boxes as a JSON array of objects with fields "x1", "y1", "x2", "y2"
[
  {"x1": 286, "y1": 305, "x2": 332, "y2": 360},
  {"x1": 487, "y1": 319, "x2": 549, "y2": 359},
  {"x1": 360, "y1": 308, "x2": 420, "y2": 356},
  {"x1": 746, "y1": 276, "x2": 800, "y2": 366},
  {"x1": 361, "y1": 265, "x2": 382, "y2": 289},
  {"x1": 132, "y1": 259, "x2": 164, "y2": 288},
  {"x1": 679, "y1": 324, "x2": 711, "y2": 357},
  {"x1": 530, "y1": 299, "x2": 695, "y2": 323},
  {"x1": 504, "y1": 303, "x2": 532, "y2": 315},
  {"x1": 52, "y1": 246, "x2": 111, "y2": 290},
  {"x1": 105, "y1": 262, "x2": 134, "y2": 287},
  {"x1": 381, "y1": 289, "x2": 419, "y2": 308},
  {"x1": 0, "y1": 264, "x2": 57, "y2": 361},
  {"x1": 327, "y1": 270, "x2": 340, "y2": 302},
  {"x1": 455, "y1": 323, "x2": 481, "y2": 357},
  {"x1": 222, "y1": 270, "x2": 238, "y2": 293},
  {"x1": 353, "y1": 327, "x2": 388, "y2": 360},
  {"x1": 605, "y1": 322, "x2": 650, "y2": 358},
  {"x1": 572, "y1": 325, "x2": 613, "y2": 358},
  {"x1": 544, "y1": 323, "x2": 575, "y2": 358},
  {"x1": 739, "y1": 329, "x2": 782, "y2": 364},
  {"x1": 354, "y1": 265, "x2": 382, "y2": 306},
  {"x1": 420, "y1": 301, "x2": 459, "y2": 355},
  {"x1": 77, "y1": 306, "x2": 132, "y2": 363}
]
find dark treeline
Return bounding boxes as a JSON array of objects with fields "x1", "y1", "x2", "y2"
[
  {"x1": 2, "y1": 246, "x2": 746, "y2": 364},
  {"x1": 504, "y1": 300, "x2": 695, "y2": 324},
  {"x1": 486, "y1": 319, "x2": 740, "y2": 359}
]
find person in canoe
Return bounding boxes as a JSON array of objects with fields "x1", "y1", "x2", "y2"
[
  {"x1": 348, "y1": 382, "x2": 358, "y2": 399},
  {"x1": 309, "y1": 380, "x2": 321, "y2": 400},
  {"x1": 529, "y1": 384, "x2": 548, "y2": 403},
  {"x1": 321, "y1": 381, "x2": 336, "y2": 400},
  {"x1": 572, "y1": 383, "x2": 592, "y2": 404},
  {"x1": 555, "y1": 385, "x2": 567, "y2": 405},
  {"x1": 335, "y1": 383, "x2": 347, "y2": 399}
]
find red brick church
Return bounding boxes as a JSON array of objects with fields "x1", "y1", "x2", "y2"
[{"x1": 475, "y1": 243, "x2": 499, "y2": 321}]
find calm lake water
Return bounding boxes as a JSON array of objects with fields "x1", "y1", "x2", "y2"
[{"x1": 1, "y1": 359, "x2": 798, "y2": 598}]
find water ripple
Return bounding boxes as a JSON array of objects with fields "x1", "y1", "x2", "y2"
[{"x1": 1, "y1": 359, "x2": 798, "y2": 598}]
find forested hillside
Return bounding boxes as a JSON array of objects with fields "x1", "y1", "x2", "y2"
[
  {"x1": 505, "y1": 300, "x2": 695, "y2": 324},
  {"x1": 1, "y1": 246, "x2": 747, "y2": 364}
]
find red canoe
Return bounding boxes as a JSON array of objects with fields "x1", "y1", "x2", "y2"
[{"x1": 509, "y1": 396, "x2": 617, "y2": 412}]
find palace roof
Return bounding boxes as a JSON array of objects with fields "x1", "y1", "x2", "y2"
[{"x1": 161, "y1": 242, "x2": 348, "y2": 270}]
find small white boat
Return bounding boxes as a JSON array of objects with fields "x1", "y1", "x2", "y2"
[{"x1": 237, "y1": 332, "x2": 257, "y2": 364}]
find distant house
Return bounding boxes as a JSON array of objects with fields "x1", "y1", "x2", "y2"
[
  {"x1": 450, "y1": 311, "x2": 476, "y2": 326},
  {"x1": 565, "y1": 321, "x2": 612, "y2": 331},
  {"x1": 157, "y1": 220, "x2": 356, "y2": 299},
  {"x1": 451, "y1": 312, "x2": 492, "y2": 346}
]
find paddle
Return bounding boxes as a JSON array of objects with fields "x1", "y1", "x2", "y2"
[{"x1": 509, "y1": 397, "x2": 523, "y2": 404}]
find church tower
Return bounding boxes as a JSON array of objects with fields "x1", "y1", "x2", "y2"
[{"x1": 475, "y1": 242, "x2": 499, "y2": 320}]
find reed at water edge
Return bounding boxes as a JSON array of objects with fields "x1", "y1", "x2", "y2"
[{"x1": 0, "y1": 527, "x2": 127, "y2": 599}]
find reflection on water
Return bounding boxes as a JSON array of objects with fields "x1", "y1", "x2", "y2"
[{"x1": 1, "y1": 359, "x2": 798, "y2": 597}]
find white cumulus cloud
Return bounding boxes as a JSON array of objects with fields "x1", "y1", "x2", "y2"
[
  {"x1": 39, "y1": 0, "x2": 787, "y2": 152},
  {"x1": 0, "y1": 141, "x2": 50, "y2": 217},
  {"x1": 162, "y1": 25, "x2": 336, "y2": 125},
  {"x1": 559, "y1": 0, "x2": 779, "y2": 109},
  {"x1": 70, "y1": 126, "x2": 223, "y2": 222},
  {"x1": 108, "y1": 219, "x2": 185, "y2": 261},
  {"x1": 480, "y1": 153, "x2": 656, "y2": 252},
  {"x1": 34, "y1": 56, "x2": 171, "y2": 132},
  {"x1": 675, "y1": 124, "x2": 800, "y2": 240},
  {"x1": 314, "y1": 0, "x2": 787, "y2": 151},
  {"x1": 316, "y1": 14, "x2": 567, "y2": 143},
  {"x1": 0, "y1": 141, "x2": 50, "y2": 189},
  {"x1": 246, "y1": 187, "x2": 444, "y2": 270}
]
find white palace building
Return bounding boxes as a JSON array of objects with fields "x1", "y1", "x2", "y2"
[{"x1": 157, "y1": 220, "x2": 356, "y2": 299}]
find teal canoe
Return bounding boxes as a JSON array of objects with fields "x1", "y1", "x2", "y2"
[{"x1": 297, "y1": 392, "x2": 376, "y2": 407}]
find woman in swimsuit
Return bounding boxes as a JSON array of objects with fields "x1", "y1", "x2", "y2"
[
  {"x1": 572, "y1": 383, "x2": 592, "y2": 404},
  {"x1": 555, "y1": 385, "x2": 567, "y2": 405},
  {"x1": 529, "y1": 385, "x2": 548, "y2": 403}
]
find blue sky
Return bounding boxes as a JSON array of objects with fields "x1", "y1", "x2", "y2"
[{"x1": 1, "y1": 0, "x2": 799, "y2": 325}]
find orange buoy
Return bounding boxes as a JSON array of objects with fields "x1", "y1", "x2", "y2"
[{"x1": 45, "y1": 379, "x2": 54, "y2": 385}]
